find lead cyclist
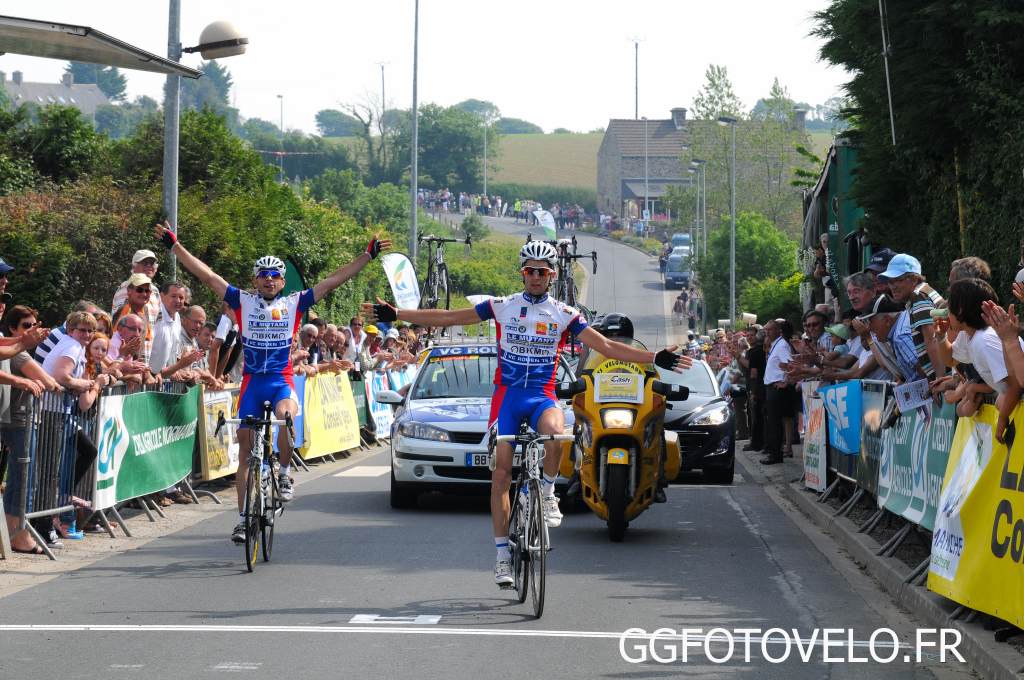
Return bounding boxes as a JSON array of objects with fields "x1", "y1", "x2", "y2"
[
  {"x1": 362, "y1": 241, "x2": 691, "y2": 585},
  {"x1": 155, "y1": 221, "x2": 391, "y2": 543}
]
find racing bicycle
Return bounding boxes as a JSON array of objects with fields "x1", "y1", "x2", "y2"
[
  {"x1": 527, "y1": 233, "x2": 596, "y2": 323},
  {"x1": 217, "y1": 401, "x2": 294, "y2": 572},
  {"x1": 488, "y1": 421, "x2": 575, "y2": 618},
  {"x1": 417, "y1": 231, "x2": 472, "y2": 313}
]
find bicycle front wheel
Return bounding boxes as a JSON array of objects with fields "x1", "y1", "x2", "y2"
[
  {"x1": 261, "y1": 465, "x2": 276, "y2": 562},
  {"x1": 508, "y1": 485, "x2": 529, "y2": 604},
  {"x1": 528, "y1": 479, "x2": 547, "y2": 618},
  {"x1": 438, "y1": 264, "x2": 451, "y2": 311},
  {"x1": 243, "y1": 455, "x2": 261, "y2": 572}
]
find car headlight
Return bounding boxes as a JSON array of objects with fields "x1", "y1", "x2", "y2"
[
  {"x1": 398, "y1": 421, "x2": 451, "y2": 442},
  {"x1": 601, "y1": 408, "x2": 636, "y2": 430},
  {"x1": 690, "y1": 404, "x2": 729, "y2": 426}
]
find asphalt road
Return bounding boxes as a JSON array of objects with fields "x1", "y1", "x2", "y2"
[{"x1": 0, "y1": 221, "x2": 971, "y2": 679}]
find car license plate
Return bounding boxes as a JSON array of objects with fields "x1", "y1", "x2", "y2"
[{"x1": 466, "y1": 453, "x2": 521, "y2": 466}]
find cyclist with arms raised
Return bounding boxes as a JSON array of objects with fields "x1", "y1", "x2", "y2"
[
  {"x1": 362, "y1": 241, "x2": 690, "y2": 585},
  {"x1": 155, "y1": 221, "x2": 391, "y2": 543}
]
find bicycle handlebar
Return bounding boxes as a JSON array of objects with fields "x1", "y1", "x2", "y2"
[
  {"x1": 495, "y1": 434, "x2": 575, "y2": 443},
  {"x1": 418, "y1": 231, "x2": 472, "y2": 246}
]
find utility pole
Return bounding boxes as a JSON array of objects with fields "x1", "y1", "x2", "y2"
[
  {"x1": 376, "y1": 60, "x2": 389, "y2": 168},
  {"x1": 162, "y1": 0, "x2": 182, "y2": 280},
  {"x1": 483, "y1": 122, "x2": 488, "y2": 196},
  {"x1": 277, "y1": 94, "x2": 284, "y2": 181},
  {"x1": 410, "y1": 0, "x2": 420, "y2": 262},
  {"x1": 627, "y1": 36, "x2": 643, "y2": 119}
]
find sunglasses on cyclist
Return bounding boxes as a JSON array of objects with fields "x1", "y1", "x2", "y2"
[
  {"x1": 256, "y1": 270, "x2": 283, "y2": 280},
  {"x1": 521, "y1": 266, "x2": 554, "y2": 277}
]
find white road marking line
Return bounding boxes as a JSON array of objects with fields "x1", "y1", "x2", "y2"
[
  {"x1": 334, "y1": 466, "x2": 390, "y2": 477},
  {"x1": 0, "y1": 624, "x2": 913, "y2": 648},
  {"x1": 110, "y1": 665, "x2": 144, "y2": 669},
  {"x1": 349, "y1": 614, "x2": 441, "y2": 624},
  {"x1": 211, "y1": 662, "x2": 262, "y2": 672}
]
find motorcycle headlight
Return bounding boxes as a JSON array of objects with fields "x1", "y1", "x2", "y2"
[
  {"x1": 690, "y1": 404, "x2": 730, "y2": 426},
  {"x1": 601, "y1": 408, "x2": 636, "y2": 430},
  {"x1": 398, "y1": 421, "x2": 451, "y2": 442}
]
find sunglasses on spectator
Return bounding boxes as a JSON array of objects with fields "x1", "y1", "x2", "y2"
[
  {"x1": 133, "y1": 287, "x2": 152, "y2": 294},
  {"x1": 18, "y1": 321, "x2": 36, "y2": 330},
  {"x1": 72, "y1": 327, "x2": 95, "y2": 335},
  {"x1": 521, "y1": 267, "x2": 554, "y2": 277},
  {"x1": 121, "y1": 324, "x2": 142, "y2": 333},
  {"x1": 257, "y1": 270, "x2": 283, "y2": 279},
  {"x1": 0, "y1": 273, "x2": 8, "y2": 281}
]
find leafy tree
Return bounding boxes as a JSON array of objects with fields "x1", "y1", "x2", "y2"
[
  {"x1": 315, "y1": 109, "x2": 360, "y2": 137},
  {"x1": 738, "y1": 273, "x2": 803, "y2": 327},
  {"x1": 352, "y1": 183, "x2": 408, "y2": 230},
  {"x1": 64, "y1": 62, "x2": 127, "y2": 101},
  {"x1": 790, "y1": 143, "x2": 824, "y2": 188},
  {"x1": 244, "y1": 128, "x2": 356, "y2": 181},
  {"x1": 29, "y1": 104, "x2": 103, "y2": 183},
  {"x1": 305, "y1": 168, "x2": 362, "y2": 211},
  {"x1": 691, "y1": 64, "x2": 744, "y2": 120},
  {"x1": 345, "y1": 98, "x2": 409, "y2": 187},
  {"x1": 416, "y1": 103, "x2": 498, "y2": 191},
  {"x1": 176, "y1": 60, "x2": 239, "y2": 132},
  {"x1": 693, "y1": 211, "x2": 797, "y2": 323},
  {"x1": 494, "y1": 117, "x2": 543, "y2": 135},
  {"x1": 94, "y1": 95, "x2": 159, "y2": 139},
  {"x1": 241, "y1": 118, "x2": 280, "y2": 136},
  {"x1": 589, "y1": 127, "x2": 606, "y2": 134},
  {"x1": 459, "y1": 210, "x2": 491, "y2": 239},
  {"x1": 552, "y1": 128, "x2": 572, "y2": 134},
  {"x1": 456, "y1": 99, "x2": 501, "y2": 123}
]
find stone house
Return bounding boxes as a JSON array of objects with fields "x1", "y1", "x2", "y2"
[
  {"x1": 1, "y1": 70, "x2": 110, "y2": 115},
  {"x1": 597, "y1": 107, "x2": 809, "y2": 220},
  {"x1": 597, "y1": 108, "x2": 695, "y2": 219}
]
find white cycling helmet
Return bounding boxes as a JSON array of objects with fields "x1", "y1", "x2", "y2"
[
  {"x1": 253, "y1": 255, "x2": 285, "y2": 276},
  {"x1": 519, "y1": 241, "x2": 558, "y2": 269}
]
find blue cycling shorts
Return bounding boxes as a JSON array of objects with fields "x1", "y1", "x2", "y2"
[
  {"x1": 237, "y1": 374, "x2": 298, "y2": 428},
  {"x1": 488, "y1": 385, "x2": 559, "y2": 437}
]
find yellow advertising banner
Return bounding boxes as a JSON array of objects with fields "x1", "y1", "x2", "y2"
[
  {"x1": 928, "y1": 403, "x2": 1024, "y2": 626},
  {"x1": 301, "y1": 372, "x2": 361, "y2": 460},
  {"x1": 197, "y1": 385, "x2": 241, "y2": 481}
]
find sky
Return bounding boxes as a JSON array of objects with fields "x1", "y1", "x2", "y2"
[{"x1": 0, "y1": 0, "x2": 852, "y2": 134}]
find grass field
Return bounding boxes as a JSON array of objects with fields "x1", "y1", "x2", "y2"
[{"x1": 490, "y1": 133, "x2": 602, "y2": 188}]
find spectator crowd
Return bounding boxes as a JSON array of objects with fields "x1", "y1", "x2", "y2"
[
  {"x1": 701, "y1": 247, "x2": 1024, "y2": 470},
  {"x1": 0, "y1": 246, "x2": 430, "y2": 556}
]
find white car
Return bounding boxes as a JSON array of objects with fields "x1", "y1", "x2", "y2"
[{"x1": 376, "y1": 343, "x2": 575, "y2": 508}]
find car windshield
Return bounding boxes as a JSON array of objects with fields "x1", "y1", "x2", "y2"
[
  {"x1": 667, "y1": 258, "x2": 686, "y2": 273},
  {"x1": 412, "y1": 354, "x2": 498, "y2": 399},
  {"x1": 656, "y1": 363, "x2": 717, "y2": 395}
]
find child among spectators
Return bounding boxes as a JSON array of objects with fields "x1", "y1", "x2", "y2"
[{"x1": 821, "y1": 324, "x2": 850, "y2": 366}]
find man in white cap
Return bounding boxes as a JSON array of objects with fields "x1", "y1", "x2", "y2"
[
  {"x1": 112, "y1": 249, "x2": 161, "y2": 354},
  {"x1": 875, "y1": 253, "x2": 945, "y2": 382}
]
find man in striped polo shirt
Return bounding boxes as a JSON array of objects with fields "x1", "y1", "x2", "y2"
[{"x1": 877, "y1": 253, "x2": 946, "y2": 382}]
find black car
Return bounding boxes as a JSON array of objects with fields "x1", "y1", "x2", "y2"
[{"x1": 656, "y1": 361, "x2": 736, "y2": 484}]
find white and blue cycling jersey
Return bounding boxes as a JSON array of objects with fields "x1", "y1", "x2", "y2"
[
  {"x1": 224, "y1": 285, "x2": 315, "y2": 376},
  {"x1": 474, "y1": 292, "x2": 587, "y2": 394}
]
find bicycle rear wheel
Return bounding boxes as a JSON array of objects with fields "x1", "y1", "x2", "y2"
[
  {"x1": 508, "y1": 483, "x2": 529, "y2": 604},
  {"x1": 261, "y1": 462, "x2": 277, "y2": 562},
  {"x1": 527, "y1": 478, "x2": 547, "y2": 618},
  {"x1": 243, "y1": 452, "x2": 261, "y2": 572}
]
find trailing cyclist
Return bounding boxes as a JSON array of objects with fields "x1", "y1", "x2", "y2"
[
  {"x1": 361, "y1": 240, "x2": 692, "y2": 585},
  {"x1": 154, "y1": 221, "x2": 391, "y2": 543}
]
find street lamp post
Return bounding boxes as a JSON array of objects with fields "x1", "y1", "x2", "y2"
[
  {"x1": 642, "y1": 116, "x2": 649, "y2": 223},
  {"x1": 718, "y1": 117, "x2": 738, "y2": 327},
  {"x1": 376, "y1": 61, "x2": 389, "y2": 168},
  {"x1": 482, "y1": 121, "x2": 487, "y2": 196},
  {"x1": 409, "y1": 0, "x2": 420, "y2": 262},
  {"x1": 691, "y1": 158, "x2": 707, "y2": 257},
  {"x1": 277, "y1": 94, "x2": 284, "y2": 180},
  {"x1": 162, "y1": 6, "x2": 247, "y2": 280},
  {"x1": 628, "y1": 37, "x2": 643, "y2": 119}
]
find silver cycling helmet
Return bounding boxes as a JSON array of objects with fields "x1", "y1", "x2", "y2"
[
  {"x1": 253, "y1": 255, "x2": 285, "y2": 277},
  {"x1": 519, "y1": 241, "x2": 558, "y2": 269}
]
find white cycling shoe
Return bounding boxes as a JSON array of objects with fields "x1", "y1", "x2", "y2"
[
  {"x1": 494, "y1": 558, "x2": 514, "y2": 587},
  {"x1": 542, "y1": 494, "x2": 562, "y2": 528}
]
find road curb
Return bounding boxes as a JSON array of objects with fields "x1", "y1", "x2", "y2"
[{"x1": 784, "y1": 481, "x2": 1023, "y2": 680}]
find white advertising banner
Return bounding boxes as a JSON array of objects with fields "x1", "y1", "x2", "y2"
[{"x1": 380, "y1": 253, "x2": 421, "y2": 310}]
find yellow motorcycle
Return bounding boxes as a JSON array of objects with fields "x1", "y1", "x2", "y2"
[{"x1": 556, "y1": 340, "x2": 687, "y2": 541}]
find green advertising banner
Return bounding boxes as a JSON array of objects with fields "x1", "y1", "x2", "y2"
[
  {"x1": 93, "y1": 387, "x2": 200, "y2": 509},
  {"x1": 876, "y1": 400, "x2": 956, "y2": 531}
]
